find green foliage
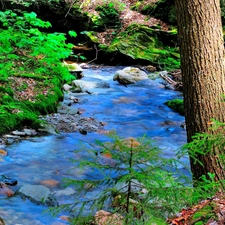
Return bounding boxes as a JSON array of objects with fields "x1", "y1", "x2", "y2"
[
  {"x1": 165, "y1": 99, "x2": 184, "y2": 115},
  {"x1": 0, "y1": 10, "x2": 77, "y2": 134},
  {"x1": 179, "y1": 121, "x2": 225, "y2": 202},
  {"x1": 10, "y1": 0, "x2": 60, "y2": 7},
  {"x1": 95, "y1": 2, "x2": 122, "y2": 28},
  {"x1": 51, "y1": 134, "x2": 193, "y2": 224},
  {"x1": 69, "y1": 30, "x2": 77, "y2": 38},
  {"x1": 0, "y1": 102, "x2": 41, "y2": 134},
  {"x1": 0, "y1": 10, "x2": 74, "y2": 83},
  {"x1": 80, "y1": 31, "x2": 100, "y2": 43},
  {"x1": 182, "y1": 120, "x2": 225, "y2": 184},
  {"x1": 49, "y1": 130, "x2": 225, "y2": 224}
]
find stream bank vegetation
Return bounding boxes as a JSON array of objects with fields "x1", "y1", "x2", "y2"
[
  {"x1": 1, "y1": 0, "x2": 181, "y2": 70},
  {"x1": 51, "y1": 132, "x2": 225, "y2": 225},
  {"x1": 0, "y1": 10, "x2": 77, "y2": 134}
]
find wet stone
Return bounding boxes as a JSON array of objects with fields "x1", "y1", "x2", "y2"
[
  {"x1": 23, "y1": 129, "x2": 37, "y2": 136},
  {"x1": 0, "y1": 217, "x2": 5, "y2": 225},
  {"x1": 0, "y1": 175, "x2": 17, "y2": 186},
  {"x1": 11, "y1": 131, "x2": 26, "y2": 136},
  {"x1": 17, "y1": 184, "x2": 58, "y2": 207}
]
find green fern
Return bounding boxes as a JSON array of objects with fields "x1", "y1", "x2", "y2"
[{"x1": 52, "y1": 134, "x2": 192, "y2": 224}]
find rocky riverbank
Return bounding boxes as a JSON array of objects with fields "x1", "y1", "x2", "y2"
[{"x1": 0, "y1": 64, "x2": 157, "y2": 147}]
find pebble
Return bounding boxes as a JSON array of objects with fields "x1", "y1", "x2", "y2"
[
  {"x1": 11, "y1": 131, "x2": 26, "y2": 136},
  {"x1": 0, "y1": 150, "x2": 7, "y2": 156}
]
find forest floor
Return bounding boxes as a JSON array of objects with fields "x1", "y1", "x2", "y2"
[
  {"x1": 167, "y1": 191, "x2": 225, "y2": 225},
  {"x1": 2, "y1": 0, "x2": 225, "y2": 224}
]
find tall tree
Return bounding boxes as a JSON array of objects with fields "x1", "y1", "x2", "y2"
[{"x1": 174, "y1": 0, "x2": 225, "y2": 181}]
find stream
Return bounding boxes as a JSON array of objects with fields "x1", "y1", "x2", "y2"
[{"x1": 0, "y1": 65, "x2": 188, "y2": 225}]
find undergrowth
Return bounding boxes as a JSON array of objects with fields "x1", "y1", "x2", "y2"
[
  {"x1": 51, "y1": 134, "x2": 190, "y2": 224},
  {"x1": 49, "y1": 132, "x2": 225, "y2": 224},
  {"x1": 0, "y1": 9, "x2": 77, "y2": 134}
]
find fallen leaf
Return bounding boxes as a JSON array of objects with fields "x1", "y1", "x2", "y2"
[{"x1": 102, "y1": 152, "x2": 112, "y2": 158}]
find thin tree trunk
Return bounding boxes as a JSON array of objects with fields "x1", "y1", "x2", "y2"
[{"x1": 174, "y1": 0, "x2": 225, "y2": 181}]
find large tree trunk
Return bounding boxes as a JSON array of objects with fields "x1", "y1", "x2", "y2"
[{"x1": 174, "y1": 0, "x2": 225, "y2": 181}]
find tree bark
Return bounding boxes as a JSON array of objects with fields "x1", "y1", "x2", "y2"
[{"x1": 174, "y1": 0, "x2": 225, "y2": 181}]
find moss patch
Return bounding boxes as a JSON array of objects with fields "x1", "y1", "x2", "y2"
[
  {"x1": 165, "y1": 99, "x2": 184, "y2": 115},
  {"x1": 106, "y1": 24, "x2": 180, "y2": 70}
]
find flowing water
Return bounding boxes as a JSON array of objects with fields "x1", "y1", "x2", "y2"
[{"x1": 0, "y1": 66, "x2": 188, "y2": 225}]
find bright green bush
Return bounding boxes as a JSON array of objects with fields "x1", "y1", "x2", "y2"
[
  {"x1": 0, "y1": 10, "x2": 76, "y2": 134},
  {"x1": 0, "y1": 10, "x2": 75, "y2": 82}
]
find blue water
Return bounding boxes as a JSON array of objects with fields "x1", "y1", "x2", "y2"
[{"x1": 0, "y1": 66, "x2": 188, "y2": 224}]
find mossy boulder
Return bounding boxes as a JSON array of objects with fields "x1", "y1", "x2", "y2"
[
  {"x1": 105, "y1": 24, "x2": 180, "y2": 70},
  {"x1": 165, "y1": 99, "x2": 184, "y2": 115}
]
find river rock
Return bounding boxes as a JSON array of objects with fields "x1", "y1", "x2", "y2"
[
  {"x1": 39, "y1": 112, "x2": 104, "y2": 134},
  {"x1": 145, "y1": 65, "x2": 157, "y2": 72},
  {"x1": 63, "y1": 61, "x2": 84, "y2": 79},
  {"x1": 63, "y1": 83, "x2": 72, "y2": 91},
  {"x1": 95, "y1": 210, "x2": 124, "y2": 225},
  {"x1": 72, "y1": 80, "x2": 110, "y2": 92},
  {"x1": 53, "y1": 187, "x2": 76, "y2": 197},
  {"x1": 3, "y1": 134, "x2": 21, "y2": 145},
  {"x1": 63, "y1": 61, "x2": 83, "y2": 72},
  {"x1": 0, "y1": 150, "x2": 7, "y2": 156},
  {"x1": 0, "y1": 175, "x2": 17, "y2": 186},
  {"x1": 113, "y1": 67, "x2": 148, "y2": 85},
  {"x1": 38, "y1": 124, "x2": 59, "y2": 135},
  {"x1": 40, "y1": 179, "x2": 59, "y2": 187},
  {"x1": 57, "y1": 103, "x2": 78, "y2": 114},
  {"x1": 17, "y1": 184, "x2": 58, "y2": 206},
  {"x1": 0, "y1": 217, "x2": 5, "y2": 225},
  {"x1": 23, "y1": 129, "x2": 37, "y2": 136},
  {"x1": 11, "y1": 131, "x2": 26, "y2": 136}
]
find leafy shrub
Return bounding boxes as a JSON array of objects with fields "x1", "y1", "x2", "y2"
[
  {"x1": 0, "y1": 10, "x2": 75, "y2": 82},
  {"x1": 0, "y1": 10, "x2": 76, "y2": 134},
  {"x1": 95, "y1": 2, "x2": 122, "y2": 28}
]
